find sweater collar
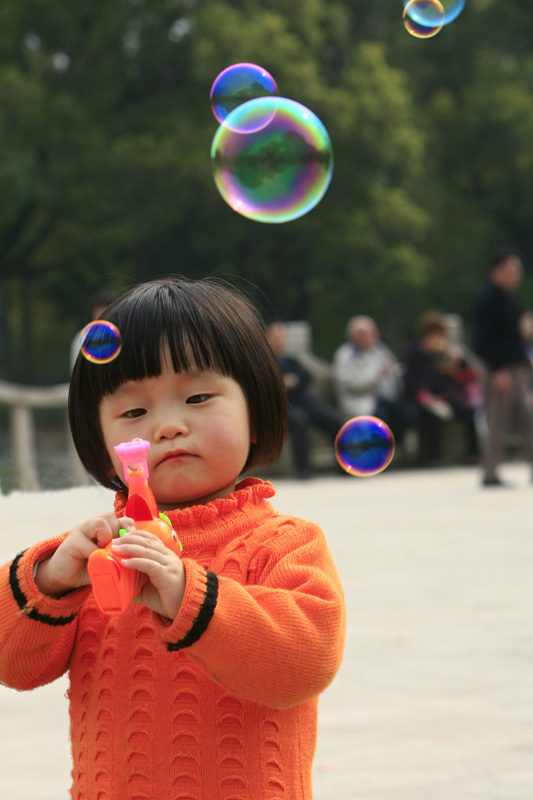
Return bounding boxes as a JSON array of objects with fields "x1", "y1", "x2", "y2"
[{"x1": 113, "y1": 477, "x2": 277, "y2": 551}]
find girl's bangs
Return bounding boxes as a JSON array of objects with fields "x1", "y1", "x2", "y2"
[{"x1": 86, "y1": 285, "x2": 236, "y2": 397}]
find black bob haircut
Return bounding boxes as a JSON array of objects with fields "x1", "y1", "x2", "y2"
[{"x1": 69, "y1": 277, "x2": 288, "y2": 492}]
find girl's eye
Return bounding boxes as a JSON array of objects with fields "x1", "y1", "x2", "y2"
[
  {"x1": 123, "y1": 408, "x2": 146, "y2": 418},
  {"x1": 186, "y1": 394, "x2": 210, "y2": 405}
]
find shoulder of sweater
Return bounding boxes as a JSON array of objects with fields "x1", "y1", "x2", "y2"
[
  {"x1": 249, "y1": 513, "x2": 327, "y2": 554},
  {"x1": 238, "y1": 514, "x2": 332, "y2": 585}
]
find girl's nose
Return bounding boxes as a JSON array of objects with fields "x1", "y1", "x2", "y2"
[{"x1": 154, "y1": 409, "x2": 188, "y2": 441}]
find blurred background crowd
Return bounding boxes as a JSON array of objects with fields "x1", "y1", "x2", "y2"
[
  {"x1": 265, "y1": 245, "x2": 533, "y2": 483},
  {"x1": 2, "y1": 0, "x2": 533, "y2": 488}
]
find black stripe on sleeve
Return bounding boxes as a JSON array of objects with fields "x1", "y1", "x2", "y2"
[
  {"x1": 9, "y1": 552, "x2": 28, "y2": 610},
  {"x1": 9, "y1": 551, "x2": 77, "y2": 627},
  {"x1": 167, "y1": 570, "x2": 219, "y2": 651}
]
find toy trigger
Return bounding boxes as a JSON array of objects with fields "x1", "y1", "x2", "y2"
[{"x1": 126, "y1": 493, "x2": 153, "y2": 522}]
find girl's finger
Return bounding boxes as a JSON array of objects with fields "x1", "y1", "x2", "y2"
[
  {"x1": 77, "y1": 516, "x2": 115, "y2": 548},
  {"x1": 111, "y1": 537, "x2": 169, "y2": 562},
  {"x1": 112, "y1": 531, "x2": 164, "y2": 549},
  {"x1": 114, "y1": 516, "x2": 135, "y2": 537},
  {"x1": 121, "y1": 556, "x2": 166, "y2": 573}
]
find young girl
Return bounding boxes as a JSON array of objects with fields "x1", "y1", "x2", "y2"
[{"x1": 0, "y1": 277, "x2": 345, "y2": 800}]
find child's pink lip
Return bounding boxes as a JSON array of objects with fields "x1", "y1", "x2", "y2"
[{"x1": 158, "y1": 450, "x2": 195, "y2": 464}]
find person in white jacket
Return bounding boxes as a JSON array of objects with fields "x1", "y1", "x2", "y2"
[{"x1": 333, "y1": 316, "x2": 416, "y2": 444}]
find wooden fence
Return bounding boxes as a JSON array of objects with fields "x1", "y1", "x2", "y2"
[{"x1": 0, "y1": 380, "x2": 89, "y2": 491}]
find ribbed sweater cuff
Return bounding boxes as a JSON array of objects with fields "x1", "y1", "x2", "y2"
[
  {"x1": 155, "y1": 557, "x2": 218, "y2": 651},
  {"x1": 10, "y1": 537, "x2": 91, "y2": 625}
]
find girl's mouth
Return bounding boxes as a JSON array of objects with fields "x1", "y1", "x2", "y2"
[{"x1": 159, "y1": 450, "x2": 194, "y2": 464}]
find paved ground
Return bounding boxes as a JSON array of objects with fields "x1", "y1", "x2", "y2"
[{"x1": 1, "y1": 461, "x2": 532, "y2": 799}]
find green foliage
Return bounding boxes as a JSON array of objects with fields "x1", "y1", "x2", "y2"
[{"x1": 0, "y1": 0, "x2": 532, "y2": 382}]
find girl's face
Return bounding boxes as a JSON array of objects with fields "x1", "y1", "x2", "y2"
[{"x1": 99, "y1": 346, "x2": 253, "y2": 510}]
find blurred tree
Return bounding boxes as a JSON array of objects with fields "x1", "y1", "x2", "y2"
[
  {"x1": 1, "y1": 0, "x2": 532, "y2": 382},
  {"x1": 389, "y1": 0, "x2": 533, "y2": 335}
]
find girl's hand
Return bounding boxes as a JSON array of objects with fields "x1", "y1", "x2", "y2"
[
  {"x1": 111, "y1": 531, "x2": 185, "y2": 621},
  {"x1": 35, "y1": 513, "x2": 135, "y2": 598}
]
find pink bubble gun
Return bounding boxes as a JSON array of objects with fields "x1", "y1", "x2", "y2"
[{"x1": 87, "y1": 438, "x2": 182, "y2": 615}]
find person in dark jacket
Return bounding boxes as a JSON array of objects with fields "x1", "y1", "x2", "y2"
[
  {"x1": 473, "y1": 246, "x2": 533, "y2": 486},
  {"x1": 404, "y1": 311, "x2": 479, "y2": 465},
  {"x1": 267, "y1": 322, "x2": 342, "y2": 479}
]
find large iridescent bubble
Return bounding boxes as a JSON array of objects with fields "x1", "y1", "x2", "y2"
[
  {"x1": 80, "y1": 320, "x2": 122, "y2": 364},
  {"x1": 335, "y1": 416, "x2": 395, "y2": 477},
  {"x1": 211, "y1": 96, "x2": 333, "y2": 224},
  {"x1": 403, "y1": 0, "x2": 444, "y2": 37},
  {"x1": 210, "y1": 63, "x2": 278, "y2": 133},
  {"x1": 403, "y1": 0, "x2": 465, "y2": 26}
]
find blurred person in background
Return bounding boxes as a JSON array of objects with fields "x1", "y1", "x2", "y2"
[
  {"x1": 404, "y1": 311, "x2": 480, "y2": 466},
  {"x1": 333, "y1": 315, "x2": 416, "y2": 447},
  {"x1": 267, "y1": 322, "x2": 342, "y2": 480},
  {"x1": 473, "y1": 247, "x2": 533, "y2": 487}
]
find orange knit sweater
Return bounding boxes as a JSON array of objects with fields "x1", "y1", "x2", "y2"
[{"x1": 0, "y1": 478, "x2": 345, "y2": 800}]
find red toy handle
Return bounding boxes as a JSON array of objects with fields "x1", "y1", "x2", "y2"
[
  {"x1": 88, "y1": 438, "x2": 182, "y2": 615},
  {"x1": 88, "y1": 495, "x2": 182, "y2": 615}
]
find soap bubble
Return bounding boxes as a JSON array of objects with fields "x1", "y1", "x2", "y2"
[
  {"x1": 210, "y1": 63, "x2": 278, "y2": 133},
  {"x1": 403, "y1": 0, "x2": 465, "y2": 25},
  {"x1": 403, "y1": 0, "x2": 444, "y2": 37},
  {"x1": 404, "y1": 0, "x2": 445, "y2": 26},
  {"x1": 403, "y1": 17, "x2": 442, "y2": 38},
  {"x1": 80, "y1": 320, "x2": 122, "y2": 364},
  {"x1": 335, "y1": 416, "x2": 395, "y2": 477},
  {"x1": 211, "y1": 96, "x2": 333, "y2": 224}
]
